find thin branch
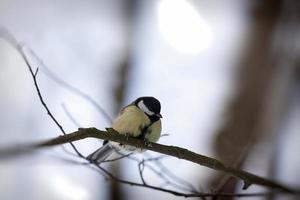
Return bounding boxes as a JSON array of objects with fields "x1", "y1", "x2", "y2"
[
  {"x1": 144, "y1": 152, "x2": 199, "y2": 192},
  {"x1": 27, "y1": 53, "x2": 84, "y2": 158},
  {"x1": 0, "y1": 27, "x2": 84, "y2": 158},
  {"x1": 114, "y1": 152, "x2": 196, "y2": 193},
  {"x1": 90, "y1": 163, "x2": 294, "y2": 198},
  {"x1": 28, "y1": 49, "x2": 113, "y2": 124},
  {"x1": 61, "y1": 103, "x2": 82, "y2": 128},
  {"x1": 102, "y1": 152, "x2": 134, "y2": 163},
  {"x1": 138, "y1": 159, "x2": 147, "y2": 185}
]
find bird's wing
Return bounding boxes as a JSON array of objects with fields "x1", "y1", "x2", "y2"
[
  {"x1": 118, "y1": 101, "x2": 135, "y2": 115},
  {"x1": 145, "y1": 119, "x2": 162, "y2": 143}
]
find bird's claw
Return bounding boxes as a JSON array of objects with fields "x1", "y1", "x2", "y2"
[
  {"x1": 143, "y1": 138, "x2": 151, "y2": 147},
  {"x1": 125, "y1": 133, "x2": 130, "y2": 141}
]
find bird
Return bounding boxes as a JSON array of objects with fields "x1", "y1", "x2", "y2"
[{"x1": 87, "y1": 96, "x2": 162, "y2": 164}]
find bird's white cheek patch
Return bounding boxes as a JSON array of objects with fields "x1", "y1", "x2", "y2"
[{"x1": 138, "y1": 100, "x2": 154, "y2": 116}]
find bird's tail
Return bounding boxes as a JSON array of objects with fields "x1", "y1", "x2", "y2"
[{"x1": 87, "y1": 143, "x2": 114, "y2": 163}]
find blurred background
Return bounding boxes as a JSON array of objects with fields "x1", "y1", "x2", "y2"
[{"x1": 0, "y1": 0, "x2": 299, "y2": 199}]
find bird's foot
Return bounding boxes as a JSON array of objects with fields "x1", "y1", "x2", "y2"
[
  {"x1": 125, "y1": 133, "x2": 130, "y2": 141},
  {"x1": 143, "y1": 138, "x2": 152, "y2": 147}
]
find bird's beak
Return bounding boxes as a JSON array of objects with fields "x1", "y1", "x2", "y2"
[{"x1": 156, "y1": 113, "x2": 163, "y2": 118}]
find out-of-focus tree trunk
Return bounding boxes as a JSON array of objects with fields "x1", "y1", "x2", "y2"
[
  {"x1": 211, "y1": 0, "x2": 300, "y2": 198},
  {"x1": 210, "y1": 0, "x2": 288, "y2": 197},
  {"x1": 109, "y1": 1, "x2": 137, "y2": 200},
  {"x1": 267, "y1": 1, "x2": 300, "y2": 200}
]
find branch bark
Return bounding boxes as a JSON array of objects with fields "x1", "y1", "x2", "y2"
[{"x1": 30, "y1": 127, "x2": 296, "y2": 193}]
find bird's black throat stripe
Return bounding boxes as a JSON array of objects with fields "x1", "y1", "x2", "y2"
[{"x1": 136, "y1": 124, "x2": 151, "y2": 140}]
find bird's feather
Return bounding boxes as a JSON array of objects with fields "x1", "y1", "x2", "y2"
[{"x1": 87, "y1": 143, "x2": 114, "y2": 163}]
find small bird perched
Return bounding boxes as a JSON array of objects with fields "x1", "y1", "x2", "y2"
[{"x1": 87, "y1": 96, "x2": 162, "y2": 163}]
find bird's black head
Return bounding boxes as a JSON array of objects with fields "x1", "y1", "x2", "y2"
[{"x1": 135, "y1": 96, "x2": 162, "y2": 122}]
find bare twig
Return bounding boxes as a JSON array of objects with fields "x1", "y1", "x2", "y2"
[
  {"x1": 115, "y1": 152, "x2": 196, "y2": 193},
  {"x1": 27, "y1": 51, "x2": 84, "y2": 158},
  {"x1": 88, "y1": 163, "x2": 295, "y2": 198},
  {"x1": 138, "y1": 159, "x2": 147, "y2": 184},
  {"x1": 0, "y1": 27, "x2": 84, "y2": 158},
  {"x1": 144, "y1": 152, "x2": 199, "y2": 192},
  {"x1": 61, "y1": 103, "x2": 82, "y2": 128},
  {"x1": 102, "y1": 152, "x2": 134, "y2": 163},
  {"x1": 29, "y1": 50, "x2": 113, "y2": 124}
]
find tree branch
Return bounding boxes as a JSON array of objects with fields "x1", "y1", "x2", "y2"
[{"x1": 30, "y1": 127, "x2": 296, "y2": 193}]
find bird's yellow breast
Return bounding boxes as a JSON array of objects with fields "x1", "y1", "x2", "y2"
[
  {"x1": 112, "y1": 105, "x2": 150, "y2": 137},
  {"x1": 111, "y1": 105, "x2": 161, "y2": 142}
]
